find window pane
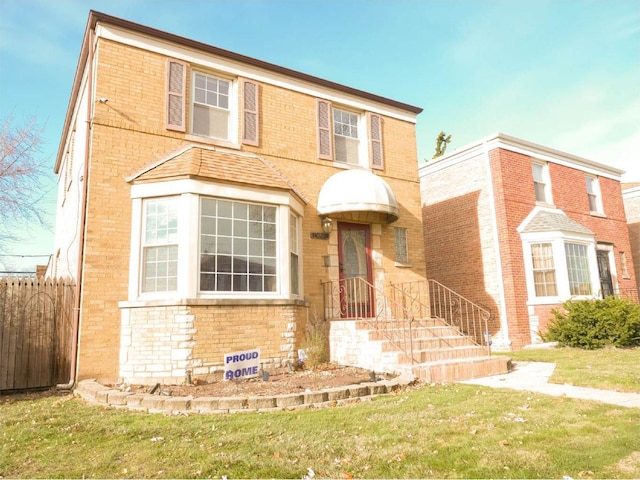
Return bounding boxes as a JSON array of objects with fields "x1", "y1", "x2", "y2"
[
  {"x1": 394, "y1": 227, "x2": 409, "y2": 264},
  {"x1": 565, "y1": 243, "x2": 592, "y2": 295},
  {"x1": 531, "y1": 243, "x2": 557, "y2": 297},
  {"x1": 199, "y1": 198, "x2": 280, "y2": 293},
  {"x1": 142, "y1": 198, "x2": 178, "y2": 293}
]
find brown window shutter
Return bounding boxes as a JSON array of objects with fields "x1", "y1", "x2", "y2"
[
  {"x1": 166, "y1": 59, "x2": 186, "y2": 131},
  {"x1": 317, "y1": 99, "x2": 333, "y2": 160},
  {"x1": 369, "y1": 113, "x2": 384, "y2": 170},
  {"x1": 242, "y1": 79, "x2": 259, "y2": 146}
]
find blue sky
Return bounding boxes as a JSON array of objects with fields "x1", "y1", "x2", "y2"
[{"x1": 1, "y1": 0, "x2": 639, "y2": 272}]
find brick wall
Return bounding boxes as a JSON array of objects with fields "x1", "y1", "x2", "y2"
[
  {"x1": 421, "y1": 152, "x2": 505, "y2": 342},
  {"x1": 623, "y1": 192, "x2": 640, "y2": 285},
  {"x1": 75, "y1": 35, "x2": 426, "y2": 382}
]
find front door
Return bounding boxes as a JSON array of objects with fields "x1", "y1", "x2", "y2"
[
  {"x1": 597, "y1": 250, "x2": 614, "y2": 298},
  {"x1": 337, "y1": 223, "x2": 373, "y2": 317}
]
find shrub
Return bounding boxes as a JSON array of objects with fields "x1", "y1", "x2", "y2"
[
  {"x1": 542, "y1": 296, "x2": 640, "y2": 349},
  {"x1": 299, "y1": 312, "x2": 329, "y2": 368}
]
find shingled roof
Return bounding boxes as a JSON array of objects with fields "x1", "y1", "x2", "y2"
[
  {"x1": 127, "y1": 146, "x2": 308, "y2": 203},
  {"x1": 520, "y1": 209, "x2": 593, "y2": 235}
]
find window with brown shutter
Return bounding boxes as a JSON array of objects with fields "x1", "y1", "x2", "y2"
[
  {"x1": 317, "y1": 99, "x2": 333, "y2": 160},
  {"x1": 166, "y1": 59, "x2": 186, "y2": 131},
  {"x1": 369, "y1": 113, "x2": 384, "y2": 170},
  {"x1": 241, "y1": 79, "x2": 259, "y2": 146}
]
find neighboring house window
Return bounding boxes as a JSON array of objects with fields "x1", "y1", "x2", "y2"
[
  {"x1": 200, "y1": 198, "x2": 277, "y2": 292},
  {"x1": 565, "y1": 242, "x2": 592, "y2": 295},
  {"x1": 585, "y1": 175, "x2": 603, "y2": 214},
  {"x1": 142, "y1": 197, "x2": 178, "y2": 292},
  {"x1": 290, "y1": 213, "x2": 300, "y2": 295},
  {"x1": 333, "y1": 107, "x2": 360, "y2": 165},
  {"x1": 531, "y1": 243, "x2": 557, "y2": 297},
  {"x1": 394, "y1": 227, "x2": 409, "y2": 264},
  {"x1": 532, "y1": 162, "x2": 550, "y2": 203},
  {"x1": 192, "y1": 72, "x2": 232, "y2": 140}
]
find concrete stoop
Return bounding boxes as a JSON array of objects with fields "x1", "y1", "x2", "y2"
[
  {"x1": 411, "y1": 355, "x2": 510, "y2": 383},
  {"x1": 362, "y1": 320, "x2": 509, "y2": 383},
  {"x1": 73, "y1": 371, "x2": 417, "y2": 415}
]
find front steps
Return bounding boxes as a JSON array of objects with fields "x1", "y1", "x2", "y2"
[{"x1": 330, "y1": 317, "x2": 509, "y2": 383}]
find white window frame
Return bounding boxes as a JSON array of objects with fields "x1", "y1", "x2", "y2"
[
  {"x1": 522, "y1": 231, "x2": 599, "y2": 305},
  {"x1": 140, "y1": 196, "x2": 180, "y2": 296},
  {"x1": 585, "y1": 175, "x2": 604, "y2": 215},
  {"x1": 531, "y1": 160, "x2": 552, "y2": 205},
  {"x1": 128, "y1": 179, "x2": 304, "y2": 301},
  {"x1": 332, "y1": 106, "x2": 367, "y2": 167},
  {"x1": 190, "y1": 70, "x2": 238, "y2": 143}
]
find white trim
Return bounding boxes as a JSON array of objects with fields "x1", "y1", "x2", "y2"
[
  {"x1": 425, "y1": 132, "x2": 623, "y2": 181},
  {"x1": 622, "y1": 185, "x2": 640, "y2": 199},
  {"x1": 95, "y1": 24, "x2": 418, "y2": 124}
]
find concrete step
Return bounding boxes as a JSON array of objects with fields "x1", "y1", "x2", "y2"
[
  {"x1": 381, "y1": 335, "x2": 475, "y2": 352},
  {"x1": 367, "y1": 325, "x2": 462, "y2": 342},
  {"x1": 399, "y1": 345, "x2": 488, "y2": 364},
  {"x1": 411, "y1": 356, "x2": 509, "y2": 383}
]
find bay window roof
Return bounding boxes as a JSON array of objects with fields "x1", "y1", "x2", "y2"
[
  {"x1": 519, "y1": 208, "x2": 593, "y2": 235},
  {"x1": 126, "y1": 145, "x2": 308, "y2": 204}
]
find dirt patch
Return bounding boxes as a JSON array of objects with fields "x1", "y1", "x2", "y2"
[{"x1": 112, "y1": 364, "x2": 396, "y2": 398}]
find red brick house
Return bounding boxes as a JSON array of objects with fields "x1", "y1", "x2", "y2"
[{"x1": 420, "y1": 133, "x2": 637, "y2": 350}]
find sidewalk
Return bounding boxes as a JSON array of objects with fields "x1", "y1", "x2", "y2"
[{"x1": 460, "y1": 361, "x2": 640, "y2": 408}]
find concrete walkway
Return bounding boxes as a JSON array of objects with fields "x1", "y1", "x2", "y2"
[{"x1": 460, "y1": 361, "x2": 640, "y2": 408}]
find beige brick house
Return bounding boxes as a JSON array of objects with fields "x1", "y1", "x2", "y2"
[
  {"x1": 420, "y1": 133, "x2": 638, "y2": 350},
  {"x1": 52, "y1": 11, "x2": 507, "y2": 387}
]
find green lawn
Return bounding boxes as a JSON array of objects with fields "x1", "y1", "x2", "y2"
[
  {"x1": 1, "y1": 381, "x2": 639, "y2": 479},
  {"x1": 498, "y1": 346, "x2": 640, "y2": 393}
]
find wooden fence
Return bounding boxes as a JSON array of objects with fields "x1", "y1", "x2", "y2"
[{"x1": 0, "y1": 277, "x2": 75, "y2": 392}]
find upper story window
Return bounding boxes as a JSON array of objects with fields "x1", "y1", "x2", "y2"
[
  {"x1": 333, "y1": 108, "x2": 360, "y2": 165},
  {"x1": 532, "y1": 161, "x2": 550, "y2": 204},
  {"x1": 317, "y1": 99, "x2": 384, "y2": 170},
  {"x1": 192, "y1": 72, "x2": 232, "y2": 140},
  {"x1": 166, "y1": 59, "x2": 258, "y2": 147},
  {"x1": 585, "y1": 175, "x2": 603, "y2": 214}
]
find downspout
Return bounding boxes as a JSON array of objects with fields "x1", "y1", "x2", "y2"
[{"x1": 57, "y1": 27, "x2": 94, "y2": 390}]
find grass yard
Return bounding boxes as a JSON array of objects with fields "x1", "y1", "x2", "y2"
[
  {"x1": 1, "y1": 382, "x2": 639, "y2": 479},
  {"x1": 499, "y1": 346, "x2": 640, "y2": 393}
]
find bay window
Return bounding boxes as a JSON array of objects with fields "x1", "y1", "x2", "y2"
[
  {"x1": 523, "y1": 236, "x2": 598, "y2": 302},
  {"x1": 130, "y1": 179, "x2": 303, "y2": 301}
]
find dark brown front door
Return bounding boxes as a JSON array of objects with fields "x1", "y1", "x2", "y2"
[
  {"x1": 597, "y1": 250, "x2": 614, "y2": 298},
  {"x1": 337, "y1": 223, "x2": 373, "y2": 317}
]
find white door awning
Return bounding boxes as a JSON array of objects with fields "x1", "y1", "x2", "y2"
[{"x1": 317, "y1": 169, "x2": 399, "y2": 224}]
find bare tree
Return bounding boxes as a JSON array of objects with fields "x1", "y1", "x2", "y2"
[{"x1": 0, "y1": 115, "x2": 49, "y2": 248}]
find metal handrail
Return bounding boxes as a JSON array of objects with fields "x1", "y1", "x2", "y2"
[
  {"x1": 391, "y1": 279, "x2": 492, "y2": 352},
  {"x1": 321, "y1": 277, "x2": 421, "y2": 364}
]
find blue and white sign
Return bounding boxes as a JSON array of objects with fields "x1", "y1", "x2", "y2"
[{"x1": 224, "y1": 348, "x2": 260, "y2": 380}]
